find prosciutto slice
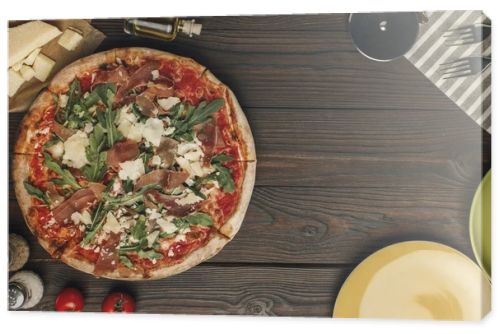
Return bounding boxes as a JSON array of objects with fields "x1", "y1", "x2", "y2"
[
  {"x1": 52, "y1": 122, "x2": 76, "y2": 140},
  {"x1": 106, "y1": 139, "x2": 140, "y2": 170},
  {"x1": 94, "y1": 232, "x2": 121, "y2": 276},
  {"x1": 145, "y1": 190, "x2": 199, "y2": 217},
  {"x1": 86, "y1": 182, "x2": 106, "y2": 200},
  {"x1": 52, "y1": 188, "x2": 97, "y2": 224},
  {"x1": 155, "y1": 137, "x2": 178, "y2": 167},
  {"x1": 92, "y1": 65, "x2": 129, "y2": 88},
  {"x1": 196, "y1": 118, "x2": 225, "y2": 158},
  {"x1": 115, "y1": 61, "x2": 161, "y2": 101},
  {"x1": 135, "y1": 169, "x2": 189, "y2": 192}
]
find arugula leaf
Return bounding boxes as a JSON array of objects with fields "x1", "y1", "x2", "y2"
[
  {"x1": 212, "y1": 164, "x2": 235, "y2": 193},
  {"x1": 122, "y1": 179, "x2": 134, "y2": 193},
  {"x1": 159, "y1": 231, "x2": 176, "y2": 238},
  {"x1": 169, "y1": 99, "x2": 224, "y2": 140},
  {"x1": 119, "y1": 255, "x2": 134, "y2": 269},
  {"x1": 81, "y1": 202, "x2": 106, "y2": 245},
  {"x1": 81, "y1": 124, "x2": 107, "y2": 182},
  {"x1": 173, "y1": 213, "x2": 213, "y2": 229},
  {"x1": 131, "y1": 216, "x2": 147, "y2": 241},
  {"x1": 104, "y1": 107, "x2": 122, "y2": 147},
  {"x1": 43, "y1": 153, "x2": 82, "y2": 190},
  {"x1": 83, "y1": 83, "x2": 116, "y2": 108},
  {"x1": 211, "y1": 153, "x2": 234, "y2": 164},
  {"x1": 43, "y1": 136, "x2": 61, "y2": 149},
  {"x1": 209, "y1": 153, "x2": 235, "y2": 193},
  {"x1": 23, "y1": 181, "x2": 49, "y2": 205},
  {"x1": 138, "y1": 249, "x2": 163, "y2": 260},
  {"x1": 65, "y1": 79, "x2": 81, "y2": 121},
  {"x1": 105, "y1": 184, "x2": 161, "y2": 208}
]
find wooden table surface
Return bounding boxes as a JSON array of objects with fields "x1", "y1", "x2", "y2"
[{"x1": 8, "y1": 15, "x2": 491, "y2": 316}]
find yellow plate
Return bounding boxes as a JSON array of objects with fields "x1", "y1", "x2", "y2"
[
  {"x1": 469, "y1": 170, "x2": 491, "y2": 277},
  {"x1": 333, "y1": 241, "x2": 491, "y2": 320}
]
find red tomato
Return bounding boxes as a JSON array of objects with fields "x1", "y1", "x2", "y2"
[
  {"x1": 101, "y1": 292, "x2": 136, "y2": 313},
  {"x1": 55, "y1": 288, "x2": 84, "y2": 311}
]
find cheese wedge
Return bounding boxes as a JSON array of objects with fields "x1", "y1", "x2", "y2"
[
  {"x1": 11, "y1": 60, "x2": 23, "y2": 72},
  {"x1": 9, "y1": 69, "x2": 25, "y2": 97},
  {"x1": 32, "y1": 53, "x2": 55, "y2": 82},
  {"x1": 58, "y1": 28, "x2": 83, "y2": 51},
  {"x1": 20, "y1": 65, "x2": 36, "y2": 81},
  {"x1": 9, "y1": 21, "x2": 61, "y2": 67},
  {"x1": 23, "y1": 48, "x2": 41, "y2": 66}
]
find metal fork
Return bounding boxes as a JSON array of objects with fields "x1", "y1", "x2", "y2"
[
  {"x1": 439, "y1": 56, "x2": 491, "y2": 79},
  {"x1": 443, "y1": 23, "x2": 491, "y2": 46}
]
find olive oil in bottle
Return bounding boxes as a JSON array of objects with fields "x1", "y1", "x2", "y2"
[{"x1": 124, "y1": 18, "x2": 202, "y2": 41}]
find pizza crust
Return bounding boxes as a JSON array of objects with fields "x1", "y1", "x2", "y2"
[
  {"x1": 14, "y1": 90, "x2": 55, "y2": 154},
  {"x1": 12, "y1": 153, "x2": 61, "y2": 256},
  {"x1": 48, "y1": 49, "x2": 117, "y2": 93},
  {"x1": 203, "y1": 70, "x2": 256, "y2": 162},
  {"x1": 219, "y1": 161, "x2": 256, "y2": 239},
  {"x1": 147, "y1": 234, "x2": 228, "y2": 280}
]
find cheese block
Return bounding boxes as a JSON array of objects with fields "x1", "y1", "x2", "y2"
[
  {"x1": 9, "y1": 21, "x2": 62, "y2": 67},
  {"x1": 11, "y1": 61, "x2": 23, "y2": 72},
  {"x1": 32, "y1": 53, "x2": 56, "y2": 82},
  {"x1": 8, "y1": 69, "x2": 25, "y2": 97},
  {"x1": 23, "y1": 48, "x2": 41, "y2": 66},
  {"x1": 20, "y1": 65, "x2": 36, "y2": 81},
  {"x1": 58, "y1": 28, "x2": 83, "y2": 51}
]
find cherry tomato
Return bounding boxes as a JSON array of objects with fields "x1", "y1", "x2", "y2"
[
  {"x1": 55, "y1": 287, "x2": 84, "y2": 311},
  {"x1": 101, "y1": 292, "x2": 135, "y2": 313}
]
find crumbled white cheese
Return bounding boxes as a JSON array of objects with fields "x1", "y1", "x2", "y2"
[
  {"x1": 164, "y1": 127, "x2": 175, "y2": 136},
  {"x1": 174, "y1": 228, "x2": 191, "y2": 242},
  {"x1": 177, "y1": 141, "x2": 201, "y2": 156},
  {"x1": 146, "y1": 208, "x2": 162, "y2": 220},
  {"x1": 156, "y1": 216, "x2": 177, "y2": 234},
  {"x1": 175, "y1": 192, "x2": 202, "y2": 206},
  {"x1": 62, "y1": 131, "x2": 89, "y2": 169},
  {"x1": 167, "y1": 249, "x2": 175, "y2": 257},
  {"x1": 118, "y1": 159, "x2": 145, "y2": 182},
  {"x1": 150, "y1": 155, "x2": 162, "y2": 167},
  {"x1": 151, "y1": 69, "x2": 159, "y2": 80},
  {"x1": 157, "y1": 96, "x2": 180, "y2": 111},
  {"x1": 70, "y1": 210, "x2": 92, "y2": 226},
  {"x1": 142, "y1": 118, "x2": 164, "y2": 147},
  {"x1": 103, "y1": 212, "x2": 121, "y2": 234},
  {"x1": 176, "y1": 156, "x2": 194, "y2": 177},
  {"x1": 83, "y1": 122, "x2": 93, "y2": 134},
  {"x1": 111, "y1": 178, "x2": 123, "y2": 196},
  {"x1": 147, "y1": 230, "x2": 160, "y2": 247},
  {"x1": 47, "y1": 141, "x2": 64, "y2": 159},
  {"x1": 117, "y1": 106, "x2": 144, "y2": 142},
  {"x1": 59, "y1": 94, "x2": 68, "y2": 108}
]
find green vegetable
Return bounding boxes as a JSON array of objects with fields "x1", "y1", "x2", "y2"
[
  {"x1": 104, "y1": 184, "x2": 161, "y2": 208},
  {"x1": 65, "y1": 79, "x2": 81, "y2": 121},
  {"x1": 131, "y1": 216, "x2": 147, "y2": 242},
  {"x1": 209, "y1": 153, "x2": 235, "y2": 193},
  {"x1": 169, "y1": 99, "x2": 224, "y2": 140},
  {"x1": 23, "y1": 181, "x2": 49, "y2": 205},
  {"x1": 43, "y1": 153, "x2": 82, "y2": 190},
  {"x1": 43, "y1": 136, "x2": 60, "y2": 149},
  {"x1": 119, "y1": 255, "x2": 134, "y2": 269},
  {"x1": 173, "y1": 212, "x2": 213, "y2": 230},
  {"x1": 122, "y1": 179, "x2": 134, "y2": 193},
  {"x1": 138, "y1": 249, "x2": 163, "y2": 260},
  {"x1": 81, "y1": 202, "x2": 106, "y2": 245},
  {"x1": 81, "y1": 124, "x2": 107, "y2": 182},
  {"x1": 83, "y1": 83, "x2": 116, "y2": 108}
]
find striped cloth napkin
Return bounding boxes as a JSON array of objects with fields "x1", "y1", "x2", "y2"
[{"x1": 405, "y1": 10, "x2": 491, "y2": 133}]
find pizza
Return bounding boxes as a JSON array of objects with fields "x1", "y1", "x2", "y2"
[{"x1": 13, "y1": 47, "x2": 256, "y2": 280}]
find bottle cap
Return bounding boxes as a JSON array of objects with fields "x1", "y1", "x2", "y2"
[
  {"x1": 180, "y1": 19, "x2": 202, "y2": 37},
  {"x1": 9, "y1": 282, "x2": 26, "y2": 310}
]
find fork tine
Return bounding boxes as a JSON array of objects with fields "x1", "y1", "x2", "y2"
[
  {"x1": 442, "y1": 69, "x2": 472, "y2": 79},
  {"x1": 440, "y1": 64, "x2": 471, "y2": 74},
  {"x1": 440, "y1": 58, "x2": 469, "y2": 67},
  {"x1": 445, "y1": 26, "x2": 472, "y2": 33},
  {"x1": 445, "y1": 39, "x2": 475, "y2": 46},
  {"x1": 444, "y1": 32, "x2": 474, "y2": 40}
]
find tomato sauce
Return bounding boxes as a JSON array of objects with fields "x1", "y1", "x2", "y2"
[{"x1": 79, "y1": 73, "x2": 93, "y2": 93}]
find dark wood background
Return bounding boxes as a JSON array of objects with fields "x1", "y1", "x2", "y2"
[{"x1": 8, "y1": 15, "x2": 491, "y2": 316}]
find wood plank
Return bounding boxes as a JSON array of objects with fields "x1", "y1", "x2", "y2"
[
  {"x1": 93, "y1": 33, "x2": 457, "y2": 110},
  {"x1": 20, "y1": 261, "x2": 351, "y2": 316},
  {"x1": 92, "y1": 14, "x2": 349, "y2": 34},
  {"x1": 10, "y1": 183, "x2": 478, "y2": 264}
]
